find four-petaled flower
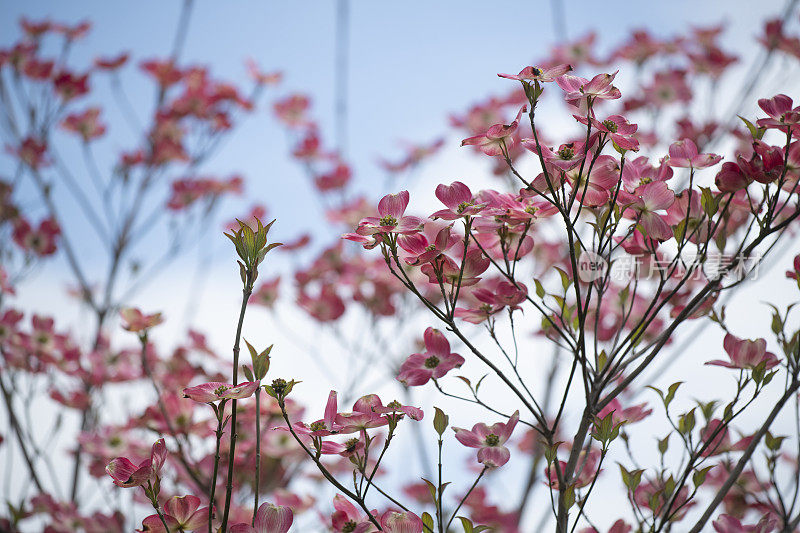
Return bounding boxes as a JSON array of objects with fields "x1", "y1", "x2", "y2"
[
  {"x1": 461, "y1": 106, "x2": 526, "y2": 156},
  {"x1": 756, "y1": 93, "x2": 800, "y2": 131},
  {"x1": 706, "y1": 333, "x2": 779, "y2": 370},
  {"x1": 574, "y1": 113, "x2": 639, "y2": 151},
  {"x1": 556, "y1": 71, "x2": 622, "y2": 107},
  {"x1": 331, "y1": 494, "x2": 377, "y2": 533},
  {"x1": 667, "y1": 139, "x2": 722, "y2": 169},
  {"x1": 120, "y1": 308, "x2": 164, "y2": 333},
  {"x1": 182, "y1": 381, "x2": 260, "y2": 403},
  {"x1": 350, "y1": 191, "x2": 423, "y2": 238},
  {"x1": 106, "y1": 438, "x2": 167, "y2": 488},
  {"x1": 398, "y1": 327, "x2": 465, "y2": 386},
  {"x1": 618, "y1": 181, "x2": 676, "y2": 241},
  {"x1": 137, "y1": 495, "x2": 210, "y2": 532},
  {"x1": 498, "y1": 64, "x2": 573, "y2": 83},
  {"x1": 453, "y1": 410, "x2": 520, "y2": 467}
]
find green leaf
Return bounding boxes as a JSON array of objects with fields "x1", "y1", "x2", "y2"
[
  {"x1": 658, "y1": 434, "x2": 670, "y2": 455},
  {"x1": 458, "y1": 516, "x2": 474, "y2": 533},
  {"x1": 534, "y1": 278, "x2": 546, "y2": 298},
  {"x1": 554, "y1": 267, "x2": 571, "y2": 292},
  {"x1": 693, "y1": 465, "x2": 714, "y2": 489},
  {"x1": 665, "y1": 382, "x2": 683, "y2": 409},
  {"x1": 563, "y1": 484, "x2": 576, "y2": 510},
  {"x1": 421, "y1": 478, "x2": 438, "y2": 506},
  {"x1": 737, "y1": 115, "x2": 766, "y2": 140},
  {"x1": 433, "y1": 407, "x2": 449, "y2": 436},
  {"x1": 596, "y1": 350, "x2": 608, "y2": 372},
  {"x1": 422, "y1": 512, "x2": 435, "y2": 532},
  {"x1": 678, "y1": 408, "x2": 696, "y2": 435}
]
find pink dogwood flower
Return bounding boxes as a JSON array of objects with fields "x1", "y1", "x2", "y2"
[
  {"x1": 667, "y1": 139, "x2": 722, "y2": 169},
  {"x1": 706, "y1": 333, "x2": 779, "y2": 370},
  {"x1": 398, "y1": 224, "x2": 458, "y2": 265},
  {"x1": 331, "y1": 494, "x2": 377, "y2": 533},
  {"x1": 556, "y1": 71, "x2": 622, "y2": 107},
  {"x1": 715, "y1": 162, "x2": 751, "y2": 192},
  {"x1": 574, "y1": 114, "x2": 639, "y2": 151},
  {"x1": 461, "y1": 106, "x2": 526, "y2": 156},
  {"x1": 498, "y1": 64, "x2": 573, "y2": 82},
  {"x1": 61, "y1": 107, "x2": 106, "y2": 142},
  {"x1": 756, "y1": 94, "x2": 800, "y2": 130},
  {"x1": 106, "y1": 438, "x2": 167, "y2": 488},
  {"x1": 536, "y1": 140, "x2": 588, "y2": 171},
  {"x1": 120, "y1": 308, "x2": 163, "y2": 333},
  {"x1": 712, "y1": 514, "x2": 777, "y2": 533},
  {"x1": 618, "y1": 181, "x2": 676, "y2": 241},
  {"x1": 182, "y1": 381, "x2": 260, "y2": 403},
  {"x1": 285, "y1": 390, "x2": 341, "y2": 437},
  {"x1": 561, "y1": 154, "x2": 620, "y2": 207},
  {"x1": 380, "y1": 511, "x2": 423, "y2": 533},
  {"x1": 138, "y1": 495, "x2": 209, "y2": 532},
  {"x1": 597, "y1": 398, "x2": 653, "y2": 426},
  {"x1": 397, "y1": 327, "x2": 465, "y2": 386},
  {"x1": 352, "y1": 191, "x2": 423, "y2": 237},
  {"x1": 335, "y1": 395, "x2": 390, "y2": 434},
  {"x1": 453, "y1": 410, "x2": 520, "y2": 467},
  {"x1": 419, "y1": 248, "x2": 490, "y2": 287}
]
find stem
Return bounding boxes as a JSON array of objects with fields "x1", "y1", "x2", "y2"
[
  {"x1": 0, "y1": 371, "x2": 44, "y2": 493},
  {"x1": 437, "y1": 437, "x2": 444, "y2": 533},
  {"x1": 446, "y1": 467, "x2": 488, "y2": 531},
  {"x1": 147, "y1": 480, "x2": 170, "y2": 531},
  {"x1": 252, "y1": 387, "x2": 261, "y2": 527},
  {"x1": 208, "y1": 403, "x2": 226, "y2": 533},
  {"x1": 220, "y1": 283, "x2": 252, "y2": 532}
]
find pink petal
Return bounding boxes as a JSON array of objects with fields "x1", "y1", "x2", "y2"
[
  {"x1": 477, "y1": 445, "x2": 511, "y2": 467},
  {"x1": 378, "y1": 191, "x2": 410, "y2": 219},
  {"x1": 423, "y1": 327, "x2": 450, "y2": 357},
  {"x1": 254, "y1": 503, "x2": 293, "y2": 533},
  {"x1": 436, "y1": 181, "x2": 472, "y2": 210}
]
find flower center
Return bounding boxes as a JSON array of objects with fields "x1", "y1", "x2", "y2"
[
  {"x1": 342, "y1": 521, "x2": 358, "y2": 532},
  {"x1": 424, "y1": 356, "x2": 440, "y2": 368},
  {"x1": 531, "y1": 66, "x2": 542, "y2": 77},
  {"x1": 345, "y1": 437, "x2": 360, "y2": 452},
  {"x1": 485, "y1": 434, "x2": 500, "y2": 446},
  {"x1": 309, "y1": 421, "x2": 325, "y2": 431},
  {"x1": 426, "y1": 244, "x2": 437, "y2": 252},
  {"x1": 602, "y1": 120, "x2": 618, "y2": 133},
  {"x1": 386, "y1": 400, "x2": 402, "y2": 410},
  {"x1": 457, "y1": 201, "x2": 473, "y2": 213},
  {"x1": 379, "y1": 215, "x2": 398, "y2": 227},
  {"x1": 557, "y1": 146, "x2": 575, "y2": 160},
  {"x1": 271, "y1": 378, "x2": 287, "y2": 395},
  {"x1": 214, "y1": 386, "x2": 229, "y2": 396}
]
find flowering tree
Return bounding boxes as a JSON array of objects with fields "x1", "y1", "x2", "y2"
[{"x1": 2, "y1": 3, "x2": 800, "y2": 533}]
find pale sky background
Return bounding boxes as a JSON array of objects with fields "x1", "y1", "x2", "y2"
[{"x1": 2, "y1": 1, "x2": 800, "y2": 531}]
